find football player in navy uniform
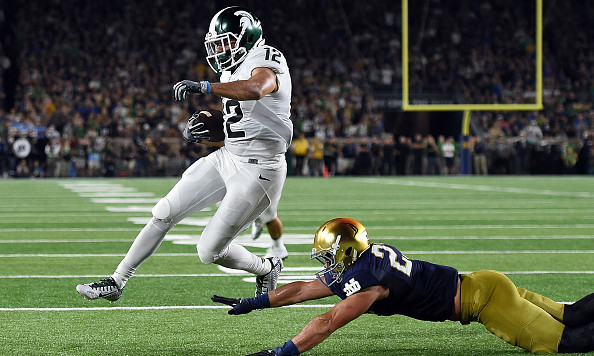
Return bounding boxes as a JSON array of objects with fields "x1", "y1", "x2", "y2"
[
  {"x1": 77, "y1": 6, "x2": 292, "y2": 301},
  {"x1": 213, "y1": 218, "x2": 594, "y2": 355}
]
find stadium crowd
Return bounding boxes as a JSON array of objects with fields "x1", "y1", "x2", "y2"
[{"x1": 0, "y1": 0, "x2": 592, "y2": 178}]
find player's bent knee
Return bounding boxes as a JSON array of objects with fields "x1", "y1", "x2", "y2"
[
  {"x1": 196, "y1": 244, "x2": 217, "y2": 265},
  {"x1": 152, "y1": 197, "x2": 172, "y2": 220},
  {"x1": 150, "y1": 216, "x2": 172, "y2": 232}
]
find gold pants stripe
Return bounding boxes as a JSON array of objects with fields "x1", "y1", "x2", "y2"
[{"x1": 460, "y1": 270, "x2": 565, "y2": 354}]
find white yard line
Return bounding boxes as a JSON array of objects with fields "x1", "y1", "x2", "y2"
[
  {"x1": 279, "y1": 209, "x2": 594, "y2": 215},
  {"x1": 0, "y1": 239, "x2": 135, "y2": 243},
  {"x1": 91, "y1": 198, "x2": 160, "y2": 203},
  {"x1": 362, "y1": 224, "x2": 594, "y2": 230},
  {"x1": 371, "y1": 235, "x2": 594, "y2": 240},
  {"x1": 0, "y1": 253, "x2": 197, "y2": 257},
  {"x1": 354, "y1": 178, "x2": 594, "y2": 198},
  {"x1": 79, "y1": 192, "x2": 156, "y2": 198},
  {"x1": 0, "y1": 274, "x2": 241, "y2": 278},
  {"x1": 0, "y1": 228, "x2": 151, "y2": 232}
]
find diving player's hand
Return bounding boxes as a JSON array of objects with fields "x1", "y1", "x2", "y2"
[
  {"x1": 246, "y1": 340, "x2": 299, "y2": 356},
  {"x1": 245, "y1": 350, "x2": 277, "y2": 356},
  {"x1": 173, "y1": 80, "x2": 211, "y2": 100},
  {"x1": 211, "y1": 295, "x2": 257, "y2": 315}
]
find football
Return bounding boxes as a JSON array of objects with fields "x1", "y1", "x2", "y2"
[{"x1": 193, "y1": 109, "x2": 225, "y2": 142}]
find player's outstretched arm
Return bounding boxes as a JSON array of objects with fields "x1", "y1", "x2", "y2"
[
  {"x1": 289, "y1": 286, "x2": 386, "y2": 354},
  {"x1": 268, "y1": 279, "x2": 333, "y2": 307},
  {"x1": 247, "y1": 285, "x2": 387, "y2": 356},
  {"x1": 211, "y1": 279, "x2": 332, "y2": 315}
]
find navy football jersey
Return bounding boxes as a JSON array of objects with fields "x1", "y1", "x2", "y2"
[{"x1": 327, "y1": 243, "x2": 459, "y2": 322}]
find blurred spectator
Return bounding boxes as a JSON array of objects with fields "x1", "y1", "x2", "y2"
[
  {"x1": 425, "y1": 135, "x2": 440, "y2": 175},
  {"x1": 411, "y1": 133, "x2": 425, "y2": 175},
  {"x1": 513, "y1": 133, "x2": 530, "y2": 174},
  {"x1": 562, "y1": 145, "x2": 578, "y2": 174},
  {"x1": 472, "y1": 136, "x2": 488, "y2": 175},
  {"x1": 352, "y1": 138, "x2": 372, "y2": 175},
  {"x1": 292, "y1": 132, "x2": 309, "y2": 176},
  {"x1": 308, "y1": 136, "x2": 324, "y2": 177},
  {"x1": 370, "y1": 136, "x2": 383, "y2": 175},
  {"x1": 576, "y1": 134, "x2": 593, "y2": 175},
  {"x1": 395, "y1": 135, "x2": 411, "y2": 175},
  {"x1": 524, "y1": 120, "x2": 544, "y2": 144},
  {"x1": 492, "y1": 137, "x2": 513, "y2": 174},
  {"x1": 15, "y1": 159, "x2": 29, "y2": 178},
  {"x1": 381, "y1": 135, "x2": 395, "y2": 175},
  {"x1": 338, "y1": 137, "x2": 357, "y2": 175},
  {"x1": 441, "y1": 136, "x2": 456, "y2": 175},
  {"x1": 323, "y1": 137, "x2": 339, "y2": 176}
]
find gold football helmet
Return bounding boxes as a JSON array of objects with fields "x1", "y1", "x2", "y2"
[{"x1": 311, "y1": 218, "x2": 371, "y2": 287}]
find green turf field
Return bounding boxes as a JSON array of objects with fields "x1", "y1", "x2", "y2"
[{"x1": 1, "y1": 176, "x2": 592, "y2": 355}]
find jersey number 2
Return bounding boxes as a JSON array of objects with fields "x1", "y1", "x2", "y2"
[
  {"x1": 223, "y1": 100, "x2": 246, "y2": 138},
  {"x1": 371, "y1": 244, "x2": 412, "y2": 276}
]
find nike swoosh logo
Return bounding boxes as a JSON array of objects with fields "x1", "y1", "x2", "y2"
[{"x1": 258, "y1": 175, "x2": 270, "y2": 181}]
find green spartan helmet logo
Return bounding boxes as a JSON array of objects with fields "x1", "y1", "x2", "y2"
[{"x1": 234, "y1": 10, "x2": 261, "y2": 48}]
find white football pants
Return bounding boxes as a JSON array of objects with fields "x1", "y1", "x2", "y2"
[{"x1": 112, "y1": 147, "x2": 286, "y2": 288}]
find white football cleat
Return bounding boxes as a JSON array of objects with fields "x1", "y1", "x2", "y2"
[
  {"x1": 251, "y1": 220, "x2": 265, "y2": 240},
  {"x1": 255, "y1": 257, "x2": 283, "y2": 296},
  {"x1": 264, "y1": 245, "x2": 289, "y2": 260},
  {"x1": 76, "y1": 277, "x2": 122, "y2": 302}
]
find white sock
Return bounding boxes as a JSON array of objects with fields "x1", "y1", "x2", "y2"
[
  {"x1": 216, "y1": 243, "x2": 272, "y2": 276},
  {"x1": 272, "y1": 235, "x2": 284, "y2": 249},
  {"x1": 112, "y1": 217, "x2": 170, "y2": 288}
]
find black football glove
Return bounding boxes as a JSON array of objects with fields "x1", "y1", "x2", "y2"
[
  {"x1": 245, "y1": 351, "x2": 277, "y2": 356},
  {"x1": 173, "y1": 80, "x2": 210, "y2": 101},
  {"x1": 211, "y1": 295, "x2": 257, "y2": 315},
  {"x1": 182, "y1": 111, "x2": 211, "y2": 143}
]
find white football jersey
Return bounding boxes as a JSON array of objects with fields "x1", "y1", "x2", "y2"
[{"x1": 219, "y1": 44, "x2": 292, "y2": 167}]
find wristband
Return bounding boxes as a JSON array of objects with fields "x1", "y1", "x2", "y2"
[
  {"x1": 272, "y1": 340, "x2": 300, "y2": 356},
  {"x1": 200, "y1": 81, "x2": 211, "y2": 94},
  {"x1": 251, "y1": 293, "x2": 271, "y2": 309}
]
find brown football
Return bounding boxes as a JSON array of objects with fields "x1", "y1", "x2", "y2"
[{"x1": 194, "y1": 110, "x2": 225, "y2": 142}]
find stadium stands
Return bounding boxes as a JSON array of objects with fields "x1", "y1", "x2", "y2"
[{"x1": 0, "y1": 0, "x2": 592, "y2": 177}]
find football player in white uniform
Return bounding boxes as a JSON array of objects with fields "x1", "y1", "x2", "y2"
[{"x1": 76, "y1": 6, "x2": 292, "y2": 302}]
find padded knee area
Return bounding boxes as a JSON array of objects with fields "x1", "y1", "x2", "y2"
[
  {"x1": 152, "y1": 198, "x2": 172, "y2": 220},
  {"x1": 197, "y1": 243, "x2": 218, "y2": 265},
  {"x1": 150, "y1": 216, "x2": 172, "y2": 232}
]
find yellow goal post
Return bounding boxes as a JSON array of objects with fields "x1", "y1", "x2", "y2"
[{"x1": 401, "y1": 0, "x2": 543, "y2": 173}]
